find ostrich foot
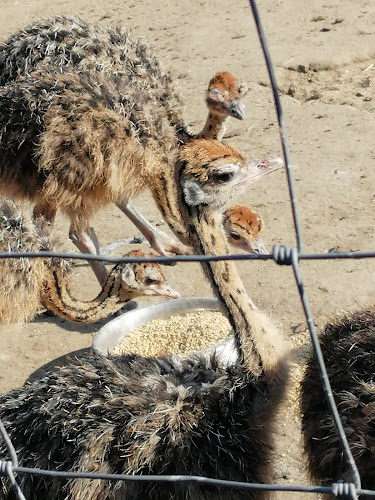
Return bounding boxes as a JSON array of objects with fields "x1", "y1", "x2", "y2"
[
  {"x1": 116, "y1": 199, "x2": 192, "y2": 256},
  {"x1": 148, "y1": 230, "x2": 192, "y2": 256}
]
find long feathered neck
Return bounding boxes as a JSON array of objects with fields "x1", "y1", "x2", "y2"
[
  {"x1": 40, "y1": 268, "x2": 128, "y2": 323},
  {"x1": 179, "y1": 196, "x2": 287, "y2": 379},
  {"x1": 196, "y1": 112, "x2": 228, "y2": 141}
]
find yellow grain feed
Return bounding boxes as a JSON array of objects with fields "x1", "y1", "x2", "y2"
[{"x1": 112, "y1": 310, "x2": 232, "y2": 357}]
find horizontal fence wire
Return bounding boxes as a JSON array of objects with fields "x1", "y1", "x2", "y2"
[
  {"x1": 0, "y1": 0, "x2": 374, "y2": 499},
  {"x1": 0, "y1": 247, "x2": 374, "y2": 264}
]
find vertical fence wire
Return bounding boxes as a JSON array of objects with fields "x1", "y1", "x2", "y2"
[
  {"x1": 247, "y1": 0, "x2": 362, "y2": 491},
  {"x1": 248, "y1": 0, "x2": 303, "y2": 253}
]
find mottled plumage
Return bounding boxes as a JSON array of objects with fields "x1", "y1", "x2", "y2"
[
  {"x1": 1, "y1": 351, "x2": 275, "y2": 500},
  {"x1": 0, "y1": 198, "x2": 69, "y2": 323},
  {"x1": 0, "y1": 67, "x2": 180, "y2": 221},
  {"x1": 0, "y1": 199, "x2": 177, "y2": 324},
  {"x1": 0, "y1": 17, "x2": 249, "y2": 281},
  {"x1": 301, "y1": 308, "x2": 375, "y2": 491},
  {"x1": 0, "y1": 16, "x2": 185, "y2": 131}
]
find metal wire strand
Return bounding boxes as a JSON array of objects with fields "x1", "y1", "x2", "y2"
[
  {"x1": 0, "y1": 248, "x2": 374, "y2": 265},
  {"x1": 249, "y1": 0, "x2": 362, "y2": 489},
  {"x1": 248, "y1": 0, "x2": 303, "y2": 253},
  {"x1": 288, "y1": 248, "x2": 362, "y2": 490},
  {"x1": 0, "y1": 420, "x2": 18, "y2": 467},
  {"x1": 332, "y1": 482, "x2": 359, "y2": 500},
  {"x1": 0, "y1": 461, "x2": 26, "y2": 500},
  {"x1": 1, "y1": 457, "x2": 374, "y2": 497},
  {"x1": 0, "y1": 457, "x2": 360, "y2": 496}
]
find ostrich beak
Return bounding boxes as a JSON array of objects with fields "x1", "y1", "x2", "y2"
[
  {"x1": 228, "y1": 99, "x2": 246, "y2": 120},
  {"x1": 249, "y1": 237, "x2": 268, "y2": 255},
  {"x1": 235, "y1": 157, "x2": 284, "y2": 187},
  {"x1": 147, "y1": 283, "x2": 180, "y2": 299}
]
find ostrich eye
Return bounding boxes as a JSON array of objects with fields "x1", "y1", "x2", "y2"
[
  {"x1": 230, "y1": 231, "x2": 241, "y2": 240},
  {"x1": 145, "y1": 277, "x2": 159, "y2": 285},
  {"x1": 213, "y1": 172, "x2": 233, "y2": 184}
]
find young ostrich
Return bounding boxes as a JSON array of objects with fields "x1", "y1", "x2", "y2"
[
  {"x1": 0, "y1": 18, "x2": 247, "y2": 285},
  {"x1": 0, "y1": 16, "x2": 248, "y2": 265},
  {"x1": 0, "y1": 199, "x2": 178, "y2": 324},
  {"x1": 224, "y1": 204, "x2": 267, "y2": 254},
  {"x1": 0, "y1": 140, "x2": 288, "y2": 500},
  {"x1": 300, "y1": 307, "x2": 375, "y2": 494}
]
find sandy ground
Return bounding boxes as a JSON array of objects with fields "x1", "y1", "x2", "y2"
[{"x1": 0, "y1": 0, "x2": 375, "y2": 498}]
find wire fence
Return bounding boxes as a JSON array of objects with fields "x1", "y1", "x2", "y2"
[{"x1": 0, "y1": 0, "x2": 373, "y2": 498}]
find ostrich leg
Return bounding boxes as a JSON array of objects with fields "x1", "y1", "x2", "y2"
[
  {"x1": 69, "y1": 225, "x2": 109, "y2": 287},
  {"x1": 116, "y1": 199, "x2": 191, "y2": 256}
]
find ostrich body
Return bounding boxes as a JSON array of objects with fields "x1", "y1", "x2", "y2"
[
  {"x1": 0, "y1": 64, "x2": 189, "y2": 286},
  {"x1": 224, "y1": 205, "x2": 267, "y2": 254},
  {"x1": 0, "y1": 17, "x2": 247, "y2": 139},
  {"x1": 0, "y1": 17, "x2": 248, "y2": 274},
  {"x1": 0, "y1": 140, "x2": 288, "y2": 500},
  {"x1": 0, "y1": 199, "x2": 178, "y2": 324},
  {"x1": 300, "y1": 308, "x2": 375, "y2": 493}
]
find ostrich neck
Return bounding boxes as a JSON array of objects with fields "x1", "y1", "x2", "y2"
[
  {"x1": 180, "y1": 202, "x2": 286, "y2": 376},
  {"x1": 40, "y1": 269, "x2": 126, "y2": 323},
  {"x1": 196, "y1": 112, "x2": 228, "y2": 141},
  {"x1": 148, "y1": 117, "x2": 233, "y2": 242},
  {"x1": 149, "y1": 157, "x2": 190, "y2": 245}
]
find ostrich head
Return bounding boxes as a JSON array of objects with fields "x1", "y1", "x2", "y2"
[
  {"x1": 206, "y1": 71, "x2": 248, "y2": 120},
  {"x1": 115, "y1": 250, "x2": 180, "y2": 300},
  {"x1": 224, "y1": 205, "x2": 267, "y2": 255},
  {"x1": 178, "y1": 139, "x2": 283, "y2": 209}
]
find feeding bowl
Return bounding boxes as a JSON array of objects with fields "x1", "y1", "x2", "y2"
[{"x1": 93, "y1": 297, "x2": 235, "y2": 358}]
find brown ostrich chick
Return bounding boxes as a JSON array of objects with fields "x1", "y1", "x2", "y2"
[
  {"x1": 0, "y1": 139, "x2": 287, "y2": 500},
  {"x1": 100, "y1": 205, "x2": 267, "y2": 257},
  {"x1": 224, "y1": 204, "x2": 267, "y2": 254},
  {"x1": 0, "y1": 17, "x2": 248, "y2": 272},
  {"x1": 0, "y1": 199, "x2": 178, "y2": 324}
]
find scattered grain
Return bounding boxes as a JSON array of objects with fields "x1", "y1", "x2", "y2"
[{"x1": 112, "y1": 310, "x2": 232, "y2": 357}]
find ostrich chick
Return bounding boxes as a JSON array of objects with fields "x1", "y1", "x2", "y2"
[
  {"x1": 0, "y1": 16, "x2": 248, "y2": 265},
  {"x1": 0, "y1": 199, "x2": 178, "y2": 324},
  {"x1": 224, "y1": 204, "x2": 267, "y2": 254},
  {"x1": 0, "y1": 140, "x2": 288, "y2": 500},
  {"x1": 301, "y1": 307, "x2": 375, "y2": 494},
  {"x1": 0, "y1": 18, "x2": 251, "y2": 287},
  {"x1": 100, "y1": 205, "x2": 266, "y2": 257}
]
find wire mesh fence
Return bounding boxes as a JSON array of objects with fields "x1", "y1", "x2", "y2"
[{"x1": 0, "y1": 0, "x2": 374, "y2": 498}]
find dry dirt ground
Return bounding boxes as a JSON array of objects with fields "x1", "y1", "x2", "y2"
[{"x1": 0, "y1": 0, "x2": 375, "y2": 498}]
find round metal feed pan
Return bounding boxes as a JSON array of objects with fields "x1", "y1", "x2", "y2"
[{"x1": 93, "y1": 297, "x2": 225, "y2": 356}]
